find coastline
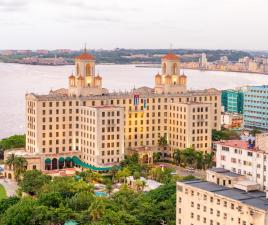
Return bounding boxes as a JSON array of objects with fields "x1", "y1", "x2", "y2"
[{"x1": 0, "y1": 60, "x2": 268, "y2": 75}]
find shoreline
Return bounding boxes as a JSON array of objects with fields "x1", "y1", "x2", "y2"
[
  {"x1": 0, "y1": 61, "x2": 268, "y2": 75},
  {"x1": 135, "y1": 64, "x2": 268, "y2": 75}
]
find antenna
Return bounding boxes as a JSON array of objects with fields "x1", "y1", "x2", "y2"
[{"x1": 169, "y1": 43, "x2": 173, "y2": 53}]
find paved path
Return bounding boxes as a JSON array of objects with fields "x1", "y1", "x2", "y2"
[
  {"x1": 0, "y1": 179, "x2": 18, "y2": 197},
  {"x1": 155, "y1": 162, "x2": 206, "y2": 179}
]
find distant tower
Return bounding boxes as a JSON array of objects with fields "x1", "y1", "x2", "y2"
[
  {"x1": 155, "y1": 52, "x2": 187, "y2": 94},
  {"x1": 68, "y1": 47, "x2": 108, "y2": 96},
  {"x1": 199, "y1": 53, "x2": 208, "y2": 68}
]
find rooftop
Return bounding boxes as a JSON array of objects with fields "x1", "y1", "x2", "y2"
[
  {"x1": 180, "y1": 180, "x2": 268, "y2": 211},
  {"x1": 215, "y1": 139, "x2": 255, "y2": 151},
  {"x1": 209, "y1": 167, "x2": 242, "y2": 177},
  {"x1": 162, "y1": 53, "x2": 179, "y2": 60},
  {"x1": 26, "y1": 88, "x2": 220, "y2": 101}
]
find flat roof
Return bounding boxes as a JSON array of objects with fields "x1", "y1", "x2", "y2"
[
  {"x1": 214, "y1": 140, "x2": 256, "y2": 151},
  {"x1": 209, "y1": 167, "x2": 242, "y2": 177},
  {"x1": 26, "y1": 88, "x2": 220, "y2": 101},
  {"x1": 181, "y1": 180, "x2": 268, "y2": 211}
]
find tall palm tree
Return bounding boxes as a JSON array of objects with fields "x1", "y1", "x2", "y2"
[
  {"x1": 5, "y1": 154, "x2": 27, "y2": 181},
  {"x1": 5, "y1": 153, "x2": 16, "y2": 170},
  {"x1": 181, "y1": 148, "x2": 196, "y2": 168},
  {"x1": 204, "y1": 152, "x2": 214, "y2": 169},
  {"x1": 173, "y1": 149, "x2": 182, "y2": 165},
  {"x1": 13, "y1": 156, "x2": 28, "y2": 181},
  {"x1": 195, "y1": 151, "x2": 204, "y2": 170}
]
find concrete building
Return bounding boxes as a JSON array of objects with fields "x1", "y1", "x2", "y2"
[
  {"x1": 199, "y1": 53, "x2": 208, "y2": 69},
  {"x1": 244, "y1": 85, "x2": 268, "y2": 131},
  {"x1": 221, "y1": 112, "x2": 243, "y2": 129},
  {"x1": 215, "y1": 133, "x2": 268, "y2": 191},
  {"x1": 221, "y1": 89, "x2": 245, "y2": 114},
  {"x1": 176, "y1": 173, "x2": 268, "y2": 225},
  {"x1": 4, "y1": 49, "x2": 221, "y2": 177}
]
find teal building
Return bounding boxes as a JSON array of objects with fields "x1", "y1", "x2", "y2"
[
  {"x1": 221, "y1": 89, "x2": 244, "y2": 114},
  {"x1": 244, "y1": 85, "x2": 268, "y2": 131}
]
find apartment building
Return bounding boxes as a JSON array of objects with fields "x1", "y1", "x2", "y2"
[
  {"x1": 244, "y1": 85, "x2": 268, "y2": 131},
  {"x1": 176, "y1": 176, "x2": 268, "y2": 225},
  {"x1": 215, "y1": 133, "x2": 268, "y2": 191}
]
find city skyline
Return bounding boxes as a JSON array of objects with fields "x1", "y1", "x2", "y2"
[{"x1": 0, "y1": 0, "x2": 268, "y2": 50}]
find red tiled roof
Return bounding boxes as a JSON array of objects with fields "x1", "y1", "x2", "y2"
[
  {"x1": 162, "y1": 53, "x2": 179, "y2": 60},
  {"x1": 75, "y1": 52, "x2": 95, "y2": 60},
  {"x1": 215, "y1": 140, "x2": 255, "y2": 150}
]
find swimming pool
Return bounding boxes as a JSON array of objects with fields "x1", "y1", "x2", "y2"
[{"x1": 95, "y1": 191, "x2": 108, "y2": 197}]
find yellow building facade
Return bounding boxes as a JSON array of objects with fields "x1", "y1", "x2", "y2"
[{"x1": 23, "y1": 50, "x2": 221, "y2": 171}]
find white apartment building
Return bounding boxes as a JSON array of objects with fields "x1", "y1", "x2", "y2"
[
  {"x1": 215, "y1": 133, "x2": 268, "y2": 191},
  {"x1": 176, "y1": 172, "x2": 268, "y2": 225}
]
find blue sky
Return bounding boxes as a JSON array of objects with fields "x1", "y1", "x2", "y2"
[{"x1": 0, "y1": 0, "x2": 267, "y2": 50}]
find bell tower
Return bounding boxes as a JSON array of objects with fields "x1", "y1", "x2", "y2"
[
  {"x1": 68, "y1": 47, "x2": 108, "y2": 96},
  {"x1": 155, "y1": 52, "x2": 187, "y2": 94}
]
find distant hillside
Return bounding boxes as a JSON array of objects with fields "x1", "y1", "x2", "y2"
[{"x1": 0, "y1": 48, "x2": 252, "y2": 65}]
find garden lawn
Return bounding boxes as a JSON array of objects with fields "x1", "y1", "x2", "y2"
[{"x1": 0, "y1": 184, "x2": 7, "y2": 200}]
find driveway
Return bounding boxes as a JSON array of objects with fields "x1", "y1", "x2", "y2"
[
  {"x1": 155, "y1": 162, "x2": 206, "y2": 179},
  {"x1": 0, "y1": 179, "x2": 18, "y2": 197}
]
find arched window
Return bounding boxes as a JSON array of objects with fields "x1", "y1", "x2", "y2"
[
  {"x1": 173, "y1": 63, "x2": 177, "y2": 75},
  {"x1": 86, "y1": 64, "x2": 91, "y2": 76},
  {"x1": 162, "y1": 63, "x2": 167, "y2": 74},
  {"x1": 52, "y1": 158, "x2": 58, "y2": 170},
  {"x1": 76, "y1": 64, "x2": 80, "y2": 75}
]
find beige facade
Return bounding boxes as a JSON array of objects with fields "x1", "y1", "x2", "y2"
[
  {"x1": 4, "y1": 149, "x2": 42, "y2": 180},
  {"x1": 79, "y1": 106, "x2": 124, "y2": 167},
  {"x1": 177, "y1": 178, "x2": 268, "y2": 225},
  {"x1": 24, "y1": 50, "x2": 221, "y2": 171}
]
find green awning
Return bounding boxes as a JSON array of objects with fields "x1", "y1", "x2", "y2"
[
  {"x1": 45, "y1": 158, "x2": 51, "y2": 164},
  {"x1": 65, "y1": 157, "x2": 72, "y2": 162},
  {"x1": 59, "y1": 157, "x2": 65, "y2": 163},
  {"x1": 72, "y1": 156, "x2": 113, "y2": 171}
]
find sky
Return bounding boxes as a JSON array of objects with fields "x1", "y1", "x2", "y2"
[{"x1": 0, "y1": 0, "x2": 267, "y2": 50}]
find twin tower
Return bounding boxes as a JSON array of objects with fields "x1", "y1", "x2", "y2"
[{"x1": 68, "y1": 50, "x2": 187, "y2": 97}]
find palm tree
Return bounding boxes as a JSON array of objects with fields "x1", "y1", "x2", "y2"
[
  {"x1": 5, "y1": 153, "x2": 16, "y2": 170},
  {"x1": 204, "y1": 152, "x2": 214, "y2": 169},
  {"x1": 181, "y1": 148, "x2": 196, "y2": 168},
  {"x1": 173, "y1": 149, "x2": 182, "y2": 165},
  {"x1": 153, "y1": 152, "x2": 161, "y2": 162},
  {"x1": 88, "y1": 199, "x2": 105, "y2": 221},
  {"x1": 110, "y1": 165, "x2": 118, "y2": 183},
  {"x1": 13, "y1": 156, "x2": 28, "y2": 181},
  {"x1": 158, "y1": 135, "x2": 168, "y2": 147},
  {"x1": 195, "y1": 151, "x2": 204, "y2": 170},
  {"x1": 5, "y1": 154, "x2": 27, "y2": 181},
  {"x1": 105, "y1": 182, "x2": 113, "y2": 195}
]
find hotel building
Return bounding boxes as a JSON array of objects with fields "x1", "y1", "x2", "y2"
[{"x1": 5, "y1": 49, "x2": 221, "y2": 178}]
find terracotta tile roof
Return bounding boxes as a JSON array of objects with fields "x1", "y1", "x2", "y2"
[
  {"x1": 215, "y1": 140, "x2": 255, "y2": 150},
  {"x1": 75, "y1": 52, "x2": 95, "y2": 60},
  {"x1": 162, "y1": 53, "x2": 179, "y2": 60}
]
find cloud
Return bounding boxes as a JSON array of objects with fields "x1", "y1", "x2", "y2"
[
  {"x1": 57, "y1": 13, "x2": 122, "y2": 24},
  {"x1": 0, "y1": 0, "x2": 29, "y2": 12}
]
